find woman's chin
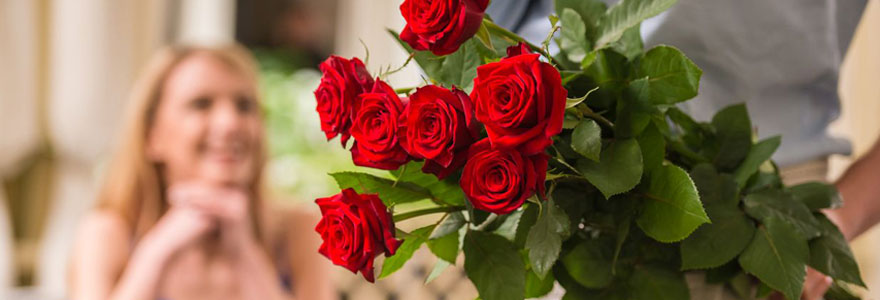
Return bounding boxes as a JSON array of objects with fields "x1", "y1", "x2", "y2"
[{"x1": 199, "y1": 164, "x2": 253, "y2": 187}]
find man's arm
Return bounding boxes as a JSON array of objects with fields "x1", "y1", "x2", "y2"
[{"x1": 828, "y1": 136, "x2": 880, "y2": 241}]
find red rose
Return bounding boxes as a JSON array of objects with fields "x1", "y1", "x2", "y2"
[
  {"x1": 471, "y1": 43, "x2": 567, "y2": 155},
  {"x1": 315, "y1": 56, "x2": 374, "y2": 146},
  {"x1": 400, "y1": 85, "x2": 479, "y2": 179},
  {"x1": 399, "y1": 0, "x2": 490, "y2": 56},
  {"x1": 460, "y1": 139, "x2": 548, "y2": 214},
  {"x1": 350, "y1": 80, "x2": 410, "y2": 170},
  {"x1": 315, "y1": 188, "x2": 402, "y2": 282}
]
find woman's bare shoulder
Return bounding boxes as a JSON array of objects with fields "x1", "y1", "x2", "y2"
[{"x1": 72, "y1": 210, "x2": 132, "y2": 265}]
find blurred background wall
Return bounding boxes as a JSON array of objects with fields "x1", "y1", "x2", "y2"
[{"x1": 0, "y1": 0, "x2": 877, "y2": 299}]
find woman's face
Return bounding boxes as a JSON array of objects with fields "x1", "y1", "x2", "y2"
[{"x1": 148, "y1": 53, "x2": 261, "y2": 187}]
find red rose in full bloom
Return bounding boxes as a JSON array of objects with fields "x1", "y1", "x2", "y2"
[
  {"x1": 471, "y1": 43, "x2": 567, "y2": 155},
  {"x1": 400, "y1": 85, "x2": 479, "y2": 179},
  {"x1": 315, "y1": 188, "x2": 402, "y2": 282},
  {"x1": 350, "y1": 80, "x2": 410, "y2": 170},
  {"x1": 460, "y1": 139, "x2": 548, "y2": 214},
  {"x1": 399, "y1": 0, "x2": 490, "y2": 56},
  {"x1": 314, "y1": 56, "x2": 374, "y2": 146}
]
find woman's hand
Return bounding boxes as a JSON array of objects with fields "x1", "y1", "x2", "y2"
[
  {"x1": 142, "y1": 195, "x2": 217, "y2": 261},
  {"x1": 167, "y1": 182, "x2": 258, "y2": 255}
]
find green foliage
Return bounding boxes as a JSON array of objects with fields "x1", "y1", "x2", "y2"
[
  {"x1": 571, "y1": 119, "x2": 602, "y2": 161},
  {"x1": 636, "y1": 164, "x2": 709, "y2": 242},
  {"x1": 738, "y1": 217, "x2": 809, "y2": 300},
  {"x1": 809, "y1": 215, "x2": 865, "y2": 287},
  {"x1": 561, "y1": 240, "x2": 614, "y2": 288},
  {"x1": 330, "y1": 172, "x2": 432, "y2": 206},
  {"x1": 380, "y1": 225, "x2": 434, "y2": 279},
  {"x1": 427, "y1": 229, "x2": 460, "y2": 264},
  {"x1": 391, "y1": 161, "x2": 466, "y2": 206},
  {"x1": 464, "y1": 231, "x2": 525, "y2": 300},
  {"x1": 628, "y1": 266, "x2": 690, "y2": 300},
  {"x1": 634, "y1": 45, "x2": 702, "y2": 105},
  {"x1": 526, "y1": 199, "x2": 571, "y2": 278},
  {"x1": 576, "y1": 139, "x2": 643, "y2": 199},
  {"x1": 560, "y1": 8, "x2": 590, "y2": 62},
  {"x1": 743, "y1": 189, "x2": 822, "y2": 239},
  {"x1": 680, "y1": 205, "x2": 755, "y2": 269},
  {"x1": 790, "y1": 182, "x2": 843, "y2": 211},
  {"x1": 594, "y1": 0, "x2": 678, "y2": 49}
]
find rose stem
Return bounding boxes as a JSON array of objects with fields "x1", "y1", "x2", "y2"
[
  {"x1": 481, "y1": 19, "x2": 564, "y2": 67},
  {"x1": 393, "y1": 205, "x2": 466, "y2": 222}
]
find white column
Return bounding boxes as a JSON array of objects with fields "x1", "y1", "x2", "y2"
[
  {"x1": 0, "y1": 0, "x2": 41, "y2": 292},
  {"x1": 176, "y1": 0, "x2": 236, "y2": 45}
]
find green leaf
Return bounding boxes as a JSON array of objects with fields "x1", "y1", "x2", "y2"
[
  {"x1": 733, "y1": 136, "x2": 781, "y2": 189},
  {"x1": 594, "y1": 0, "x2": 678, "y2": 49},
  {"x1": 391, "y1": 161, "x2": 465, "y2": 206},
  {"x1": 555, "y1": 0, "x2": 607, "y2": 34},
  {"x1": 628, "y1": 266, "x2": 690, "y2": 300},
  {"x1": 689, "y1": 164, "x2": 740, "y2": 207},
  {"x1": 614, "y1": 78, "x2": 654, "y2": 138},
  {"x1": 526, "y1": 198, "x2": 571, "y2": 279},
  {"x1": 742, "y1": 189, "x2": 822, "y2": 239},
  {"x1": 809, "y1": 215, "x2": 865, "y2": 287},
  {"x1": 560, "y1": 8, "x2": 590, "y2": 62},
  {"x1": 571, "y1": 119, "x2": 602, "y2": 162},
  {"x1": 634, "y1": 45, "x2": 702, "y2": 104},
  {"x1": 330, "y1": 172, "x2": 432, "y2": 206},
  {"x1": 425, "y1": 259, "x2": 451, "y2": 284},
  {"x1": 790, "y1": 182, "x2": 843, "y2": 211},
  {"x1": 738, "y1": 217, "x2": 809, "y2": 300},
  {"x1": 474, "y1": 22, "x2": 494, "y2": 51},
  {"x1": 609, "y1": 24, "x2": 644, "y2": 60},
  {"x1": 427, "y1": 229, "x2": 460, "y2": 264},
  {"x1": 464, "y1": 231, "x2": 525, "y2": 300},
  {"x1": 565, "y1": 86, "x2": 599, "y2": 108},
  {"x1": 492, "y1": 209, "x2": 524, "y2": 241},
  {"x1": 515, "y1": 203, "x2": 540, "y2": 248},
  {"x1": 710, "y1": 104, "x2": 752, "y2": 170},
  {"x1": 561, "y1": 240, "x2": 613, "y2": 288},
  {"x1": 577, "y1": 139, "x2": 643, "y2": 199},
  {"x1": 525, "y1": 269, "x2": 556, "y2": 298},
  {"x1": 637, "y1": 164, "x2": 709, "y2": 242},
  {"x1": 680, "y1": 205, "x2": 755, "y2": 270},
  {"x1": 430, "y1": 211, "x2": 466, "y2": 239},
  {"x1": 437, "y1": 39, "x2": 483, "y2": 91},
  {"x1": 552, "y1": 186, "x2": 593, "y2": 227},
  {"x1": 380, "y1": 225, "x2": 434, "y2": 279},
  {"x1": 637, "y1": 122, "x2": 665, "y2": 173}
]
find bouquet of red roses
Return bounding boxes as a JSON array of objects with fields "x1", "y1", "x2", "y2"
[{"x1": 311, "y1": 0, "x2": 864, "y2": 299}]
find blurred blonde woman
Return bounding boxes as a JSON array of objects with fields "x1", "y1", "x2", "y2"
[{"x1": 69, "y1": 44, "x2": 334, "y2": 300}]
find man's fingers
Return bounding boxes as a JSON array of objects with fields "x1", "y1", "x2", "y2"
[{"x1": 802, "y1": 268, "x2": 832, "y2": 300}]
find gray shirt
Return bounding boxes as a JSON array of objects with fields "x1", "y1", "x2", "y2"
[{"x1": 488, "y1": 0, "x2": 867, "y2": 166}]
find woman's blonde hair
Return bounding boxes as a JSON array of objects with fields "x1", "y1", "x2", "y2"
[{"x1": 97, "y1": 44, "x2": 268, "y2": 243}]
